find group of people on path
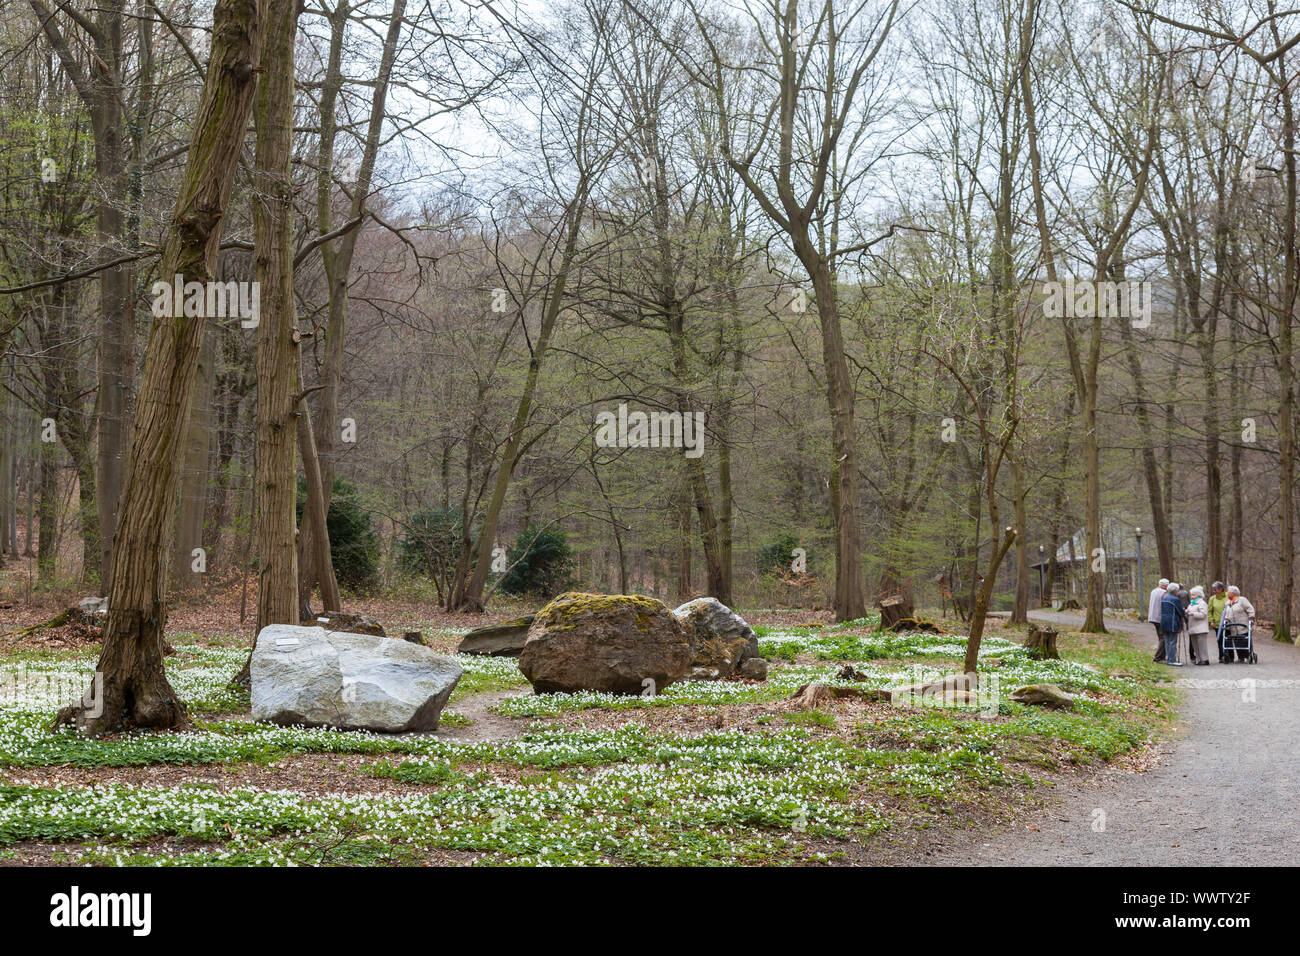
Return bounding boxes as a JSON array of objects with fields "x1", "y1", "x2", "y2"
[{"x1": 1146, "y1": 578, "x2": 1255, "y2": 666}]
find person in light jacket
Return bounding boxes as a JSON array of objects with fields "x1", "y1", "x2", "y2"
[
  {"x1": 1186, "y1": 586, "x2": 1211, "y2": 665},
  {"x1": 1148, "y1": 577, "x2": 1169, "y2": 662},
  {"x1": 1160, "y1": 583, "x2": 1187, "y2": 666},
  {"x1": 1221, "y1": 586, "x2": 1256, "y2": 662}
]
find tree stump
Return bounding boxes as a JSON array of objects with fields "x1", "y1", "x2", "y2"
[
  {"x1": 877, "y1": 593, "x2": 914, "y2": 630},
  {"x1": 1023, "y1": 624, "x2": 1060, "y2": 660}
]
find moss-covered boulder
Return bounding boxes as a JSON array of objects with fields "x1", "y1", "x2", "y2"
[{"x1": 519, "y1": 592, "x2": 691, "y2": 694}]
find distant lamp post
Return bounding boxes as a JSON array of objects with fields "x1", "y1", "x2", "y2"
[
  {"x1": 1135, "y1": 527, "x2": 1144, "y2": 616},
  {"x1": 1038, "y1": 544, "x2": 1046, "y2": 607}
]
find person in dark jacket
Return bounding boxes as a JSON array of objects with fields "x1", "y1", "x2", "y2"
[
  {"x1": 1160, "y1": 583, "x2": 1188, "y2": 666},
  {"x1": 1178, "y1": 585, "x2": 1195, "y2": 661}
]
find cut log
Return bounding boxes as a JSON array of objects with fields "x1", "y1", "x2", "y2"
[
  {"x1": 790, "y1": 682, "x2": 891, "y2": 707},
  {"x1": 887, "y1": 673, "x2": 981, "y2": 706},
  {"x1": 1023, "y1": 624, "x2": 1060, "y2": 660},
  {"x1": 1008, "y1": 683, "x2": 1073, "y2": 709}
]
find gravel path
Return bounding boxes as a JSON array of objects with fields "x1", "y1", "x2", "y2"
[
  {"x1": 437, "y1": 689, "x2": 532, "y2": 743},
  {"x1": 931, "y1": 610, "x2": 1300, "y2": 866}
]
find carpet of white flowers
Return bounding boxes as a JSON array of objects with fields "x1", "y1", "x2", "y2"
[{"x1": 0, "y1": 618, "x2": 1172, "y2": 865}]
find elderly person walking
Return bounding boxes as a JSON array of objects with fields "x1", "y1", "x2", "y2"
[
  {"x1": 1148, "y1": 577, "x2": 1170, "y2": 663},
  {"x1": 1207, "y1": 581, "x2": 1227, "y2": 662},
  {"x1": 1186, "y1": 586, "x2": 1212, "y2": 665},
  {"x1": 1160, "y1": 583, "x2": 1188, "y2": 666},
  {"x1": 1221, "y1": 585, "x2": 1257, "y2": 662}
]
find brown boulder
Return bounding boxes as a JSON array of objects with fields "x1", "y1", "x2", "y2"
[
  {"x1": 309, "y1": 611, "x2": 386, "y2": 637},
  {"x1": 519, "y1": 592, "x2": 691, "y2": 694},
  {"x1": 457, "y1": 615, "x2": 535, "y2": 656}
]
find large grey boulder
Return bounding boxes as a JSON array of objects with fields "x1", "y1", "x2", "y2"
[
  {"x1": 251, "y1": 625, "x2": 461, "y2": 732},
  {"x1": 672, "y1": 598, "x2": 760, "y2": 678}
]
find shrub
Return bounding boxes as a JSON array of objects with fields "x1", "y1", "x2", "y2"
[
  {"x1": 758, "y1": 532, "x2": 805, "y2": 575},
  {"x1": 397, "y1": 507, "x2": 469, "y2": 578},
  {"x1": 498, "y1": 524, "x2": 573, "y2": 598},
  {"x1": 296, "y1": 477, "x2": 381, "y2": 592}
]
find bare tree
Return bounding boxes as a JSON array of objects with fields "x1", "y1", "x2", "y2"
[{"x1": 673, "y1": 0, "x2": 904, "y2": 621}]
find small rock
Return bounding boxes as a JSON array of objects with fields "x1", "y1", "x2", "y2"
[
  {"x1": 740, "y1": 657, "x2": 768, "y2": 680},
  {"x1": 311, "y1": 611, "x2": 385, "y2": 637},
  {"x1": 403, "y1": 631, "x2": 426, "y2": 645},
  {"x1": 457, "y1": 616, "x2": 535, "y2": 656}
]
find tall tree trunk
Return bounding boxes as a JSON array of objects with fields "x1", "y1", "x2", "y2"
[
  {"x1": 0, "y1": 372, "x2": 15, "y2": 561},
  {"x1": 1009, "y1": 461, "x2": 1030, "y2": 622},
  {"x1": 1080, "y1": 383, "x2": 1106, "y2": 632},
  {"x1": 675, "y1": 478, "x2": 692, "y2": 601},
  {"x1": 299, "y1": 0, "x2": 407, "y2": 600},
  {"x1": 54, "y1": 0, "x2": 265, "y2": 735},
  {"x1": 297, "y1": 399, "x2": 340, "y2": 614},
  {"x1": 717, "y1": 426, "x2": 734, "y2": 600},
  {"x1": 1117, "y1": 319, "x2": 1173, "y2": 573},
  {"x1": 28, "y1": 0, "x2": 134, "y2": 584},
  {"x1": 804, "y1": 252, "x2": 865, "y2": 621},
  {"x1": 172, "y1": 328, "x2": 213, "y2": 593},
  {"x1": 1228, "y1": 289, "x2": 1244, "y2": 585},
  {"x1": 37, "y1": 427, "x2": 57, "y2": 582},
  {"x1": 1277, "y1": 48, "x2": 1297, "y2": 642},
  {"x1": 253, "y1": 0, "x2": 302, "y2": 635}
]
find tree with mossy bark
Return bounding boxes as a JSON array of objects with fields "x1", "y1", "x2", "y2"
[{"x1": 53, "y1": 0, "x2": 265, "y2": 735}]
